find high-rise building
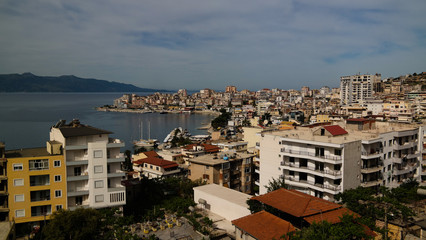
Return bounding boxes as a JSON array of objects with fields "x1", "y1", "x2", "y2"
[
  {"x1": 226, "y1": 86, "x2": 237, "y2": 93},
  {"x1": 49, "y1": 119, "x2": 126, "y2": 210},
  {"x1": 340, "y1": 74, "x2": 381, "y2": 105},
  {"x1": 0, "y1": 142, "x2": 9, "y2": 222}
]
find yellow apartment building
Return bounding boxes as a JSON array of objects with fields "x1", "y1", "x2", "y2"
[{"x1": 6, "y1": 143, "x2": 66, "y2": 224}]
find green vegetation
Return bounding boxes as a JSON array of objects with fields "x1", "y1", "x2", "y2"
[
  {"x1": 42, "y1": 208, "x2": 138, "y2": 240},
  {"x1": 264, "y1": 176, "x2": 287, "y2": 193},
  {"x1": 211, "y1": 109, "x2": 231, "y2": 129},
  {"x1": 285, "y1": 214, "x2": 373, "y2": 240}
]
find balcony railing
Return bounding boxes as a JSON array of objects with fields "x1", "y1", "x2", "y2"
[
  {"x1": 281, "y1": 149, "x2": 342, "y2": 161},
  {"x1": 281, "y1": 162, "x2": 342, "y2": 176},
  {"x1": 284, "y1": 176, "x2": 341, "y2": 191}
]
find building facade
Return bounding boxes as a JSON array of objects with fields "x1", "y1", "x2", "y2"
[
  {"x1": 49, "y1": 119, "x2": 126, "y2": 210},
  {"x1": 340, "y1": 74, "x2": 380, "y2": 105},
  {"x1": 6, "y1": 146, "x2": 66, "y2": 224}
]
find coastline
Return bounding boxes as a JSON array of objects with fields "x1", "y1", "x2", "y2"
[{"x1": 95, "y1": 107, "x2": 221, "y2": 116}]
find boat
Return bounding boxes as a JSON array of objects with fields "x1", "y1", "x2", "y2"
[{"x1": 133, "y1": 121, "x2": 157, "y2": 149}]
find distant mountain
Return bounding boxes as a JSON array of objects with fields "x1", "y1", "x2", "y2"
[{"x1": 0, "y1": 73, "x2": 171, "y2": 92}]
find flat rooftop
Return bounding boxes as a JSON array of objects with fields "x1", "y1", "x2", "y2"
[
  {"x1": 194, "y1": 184, "x2": 250, "y2": 209},
  {"x1": 267, "y1": 121, "x2": 421, "y2": 145},
  {"x1": 6, "y1": 147, "x2": 58, "y2": 158},
  {"x1": 188, "y1": 151, "x2": 254, "y2": 166}
]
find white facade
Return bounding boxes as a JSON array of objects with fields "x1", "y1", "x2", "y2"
[
  {"x1": 340, "y1": 74, "x2": 380, "y2": 105},
  {"x1": 193, "y1": 184, "x2": 251, "y2": 222},
  {"x1": 50, "y1": 122, "x2": 126, "y2": 210},
  {"x1": 257, "y1": 122, "x2": 424, "y2": 201}
]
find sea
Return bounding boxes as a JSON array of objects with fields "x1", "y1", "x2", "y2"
[{"x1": 0, "y1": 92, "x2": 215, "y2": 151}]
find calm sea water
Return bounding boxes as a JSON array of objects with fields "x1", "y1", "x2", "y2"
[{"x1": 0, "y1": 93, "x2": 215, "y2": 151}]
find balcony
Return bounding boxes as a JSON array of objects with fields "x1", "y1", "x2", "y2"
[
  {"x1": 361, "y1": 165, "x2": 383, "y2": 174},
  {"x1": 65, "y1": 144, "x2": 88, "y2": 151},
  {"x1": 107, "y1": 172, "x2": 125, "y2": 178},
  {"x1": 281, "y1": 149, "x2": 342, "y2": 163},
  {"x1": 67, "y1": 174, "x2": 89, "y2": 182},
  {"x1": 108, "y1": 138, "x2": 125, "y2": 148},
  {"x1": 360, "y1": 179, "x2": 381, "y2": 188},
  {"x1": 66, "y1": 160, "x2": 89, "y2": 166},
  {"x1": 108, "y1": 187, "x2": 125, "y2": 193},
  {"x1": 282, "y1": 162, "x2": 342, "y2": 178},
  {"x1": 107, "y1": 155, "x2": 125, "y2": 163},
  {"x1": 109, "y1": 191, "x2": 126, "y2": 206},
  {"x1": 284, "y1": 176, "x2": 341, "y2": 193},
  {"x1": 393, "y1": 162, "x2": 419, "y2": 176},
  {"x1": 67, "y1": 190, "x2": 89, "y2": 197},
  {"x1": 361, "y1": 149, "x2": 383, "y2": 159},
  {"x1": 394, "y1": 141, "x2": 417, "y2": 150}
]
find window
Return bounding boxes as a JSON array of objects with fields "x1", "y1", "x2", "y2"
[
  {"x1": 29, "y1": 159, "x2": 49, "y2": 171},
  {"x1": 334, "y1": 149, "x2": 342, "y2": 156},
  {"x1": 246, "y1": 176, "x2": 250, "y2": 182},
  {"x1": 94, "y1": 165, "x2": 103, "y2": 173},
  {"x1": 13, "y1": 163, "x2": 23, "y2": 171},
  {"x1": 289, "y1": 171, "x2": 295, "y2": 176},
  {"x1": 245, "y1": 167, "x2": 251, "y2": 173},
  {"x1": 56, "y1": 205, "x2": 63, "y2": 211},
  {"x1": 94, "y1": 150, "x2": 103, "y2": 158},
  {"x1": 76, "y1": 196, "x2": 83, "y2": 205},
  {"x1": 95, "y1": 180, "x2": 104, "y2": 188},
  {"x1": 95, "y1": 194, "x2": 104, "y2": 203},
  {"x1": 156, "y1": 167, "x2": 159, "y2": 171},
  {"x1": 55, "y1": 190, "x2": 62, "y2": 198},
  {"x1": 54, "y1": 160, "x2": 61, "y2": 167},
  {"x1": 14, "y1": 179, "x2": 24, "y2": 186},
  {"x1": 245, "y1": 158, "x2": 251, "y2": 164},
  {"x1": 222, "y1": 162, "x2": 230, "y2": 169},
  {"x1": 54, "y1": 175, "x2": 61, "y2": 182},
  {"x1": 15, "y1": 209, "x2": 25, "y2": 218},
  {"x1": 202, "y1": 174, "x2": 210, "y2": 180},
  {"x1": 144, "y1": 163, "x2": 147, "y2": 167},
  {"x1": 205, "y1": 166, "x2": 210, "y2": 170},
  {"x1": 15, "y1": 194, "x2": 24, "y2": 202},
  {"x1": 30, "y1": 175, "x2": 50, "y2": 186},
  {"x1": 31, "y1": 190, "x2": 50, "y2": 202},
  {"x1": 223, "y1": 173, "x2": 229, "y2": 179}
]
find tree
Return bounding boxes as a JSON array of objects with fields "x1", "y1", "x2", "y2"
[
  {"x1": 286, "y1": 214, "x2": 373, "y2": 240},
  {"x1": 43, "y1": 208, "x2": 138, "y2": 240},
  {"x1": 264, "y1": 176, "x2": 287, "y2": 193},
  {"x1": 43, "y1": 208, "x2": 102, "y2": 240},
  {"x1": 123, "y1": 150, "x2": 133, "y2": 171},
  {"x1": 211, "y1": 109, "x2": 231, "y2": 129}
]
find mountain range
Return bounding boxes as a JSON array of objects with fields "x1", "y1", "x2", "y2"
[{"x1": 0, "y1": 73, "x2": 170, "y2": 92}]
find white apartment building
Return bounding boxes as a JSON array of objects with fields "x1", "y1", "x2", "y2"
[
  {"x1": 257, "y1": 119, "x2": 423, "y2": 201},
  {"x1": 340, "y1": 74, "x2": 381, "y2": 105},
  {"x1": 49, "y1": 119, "x2": 126, "y2": 210}
]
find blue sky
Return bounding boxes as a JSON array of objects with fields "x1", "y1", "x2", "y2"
[{"x1": 0, "y1": 0, "x2": 425, "y2": 90}]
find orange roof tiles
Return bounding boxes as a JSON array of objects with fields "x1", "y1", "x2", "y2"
[
  {"x1": 303, "y1": 207, "x2": 359, "y2": 224},
  {"x1": 183, "y1": 143, "x2": 220, "y2": 153},
  {"x1": 251, "y1": 189, "x2": 341, "y2": 217},
  {"x1": 323, "y1": 125, "x2": 348, "y2": 136},
  {"x1": 232, "y1": 211, "x2": 295, "y2": 240},
  {"x1": 143, "y1": 151, "x2": 160, "y2": 158}
]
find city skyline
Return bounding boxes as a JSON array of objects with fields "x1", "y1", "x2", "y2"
[{"x1": 1, "y1": 1, "x2": 425, "y2": 90}]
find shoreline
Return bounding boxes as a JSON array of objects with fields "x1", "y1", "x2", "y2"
[{"x1": 95, "y1": 107, "x2": 221, "y2": 116}]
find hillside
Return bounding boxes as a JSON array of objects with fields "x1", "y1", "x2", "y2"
[{"x1": 0, "y1": 73, "x2": 170, "y2": 92}]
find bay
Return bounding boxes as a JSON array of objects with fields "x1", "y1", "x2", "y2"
[{"x1": 0, "y1": 93, "x2": 215, "y2": 151}]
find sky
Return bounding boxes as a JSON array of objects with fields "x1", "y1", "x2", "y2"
[{"x1": 1, "y1": 0, "x2": 425, "y2": 91}]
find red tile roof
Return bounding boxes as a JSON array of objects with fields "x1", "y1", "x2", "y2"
[
  {"x1": 232, "y1": 210, "x2": 295, "y2": 240},
  {"x1": 143, "y1": 150, "x2": 160, "y2": 158},
  {"x1": 303, "y1": 207, "x2": 359, "y2": 224},
  {"x1": 323, "y1": 125, "x2": 348, "y2": 136},
  {"x1": 346, "y1": 118, "x2": 369, "y2": 122},
  {"x1": 134, "y1": 157, "x2": 178, "y2": 169},
  {"x1": 251, "y1": 189, "x2": 341, "y2": 217}
]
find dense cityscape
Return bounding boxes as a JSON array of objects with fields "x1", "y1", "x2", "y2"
[{"x1": 1, "y1": 72, "x2": 426, "y2": 239}]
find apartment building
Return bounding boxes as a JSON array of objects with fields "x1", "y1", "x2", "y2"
[
  {"x1": 257, "y1": 119, "x2": 423, "y2": 201},
  {"x1": 132, "y1": 151, "x2": 182, "y2": 179},
  {"x1": 383, "y1": 100, "x2": 414, "y2": 123},
  {"x1": 340, "y1": 74, "x2": 380, "y2": 105},
  {"x1": 6, "y1": 145, "x2": 66, "y2": 224},
  {"x1": 187, "y1": 151, "x2": 254, "y2": 194},
  {"x1": 0, "y1": 142, "x2": 9, "y2": 222},
  {"x1": 49, "y1": 119, "x2": 126, "y2": 210}
]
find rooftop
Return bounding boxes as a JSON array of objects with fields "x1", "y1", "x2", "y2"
[
  {"x1": 134, "y1": 156, "x2": 178, "y2": 169},
  {"x1": 188, "y1": 151, "x2": 254, "y2": 166},
  {"x1": 232, "y1": 210, "x2": 295, "y2": 240},
  {"x1": 53, "y1": 119, "x2": 112, "y2": 137},
  {"x1": 194, "y1": 184, "x2": 251, "y2": 209},
  {"x1": 251, "y1": 189, "x2": 341, "y2": 218},
  {"x1": 6, "y1": 147, "x2": 59, "y2": 158},
  {"x1": 268, "y1": 121, "x2": 420, "y2": 145}
]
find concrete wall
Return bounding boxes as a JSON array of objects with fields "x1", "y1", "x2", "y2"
[
  {"x1": 193, "y1": 186, "x2": 251, "y2": 222},
  {"x1": 342, "y1": 141, "x2": 361, "y2": 191},
  {"x1": 259, "y1": 134, "x2": 282, "y2": 195}
]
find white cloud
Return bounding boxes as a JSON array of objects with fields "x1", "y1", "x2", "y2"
[{"x1": 0, "y1": 0, "x2": 425, "y2": 90}]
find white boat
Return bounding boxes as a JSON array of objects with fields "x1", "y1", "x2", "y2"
[{"x1": 133, "y1": 121, "x2": 157, "y2": 148}]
